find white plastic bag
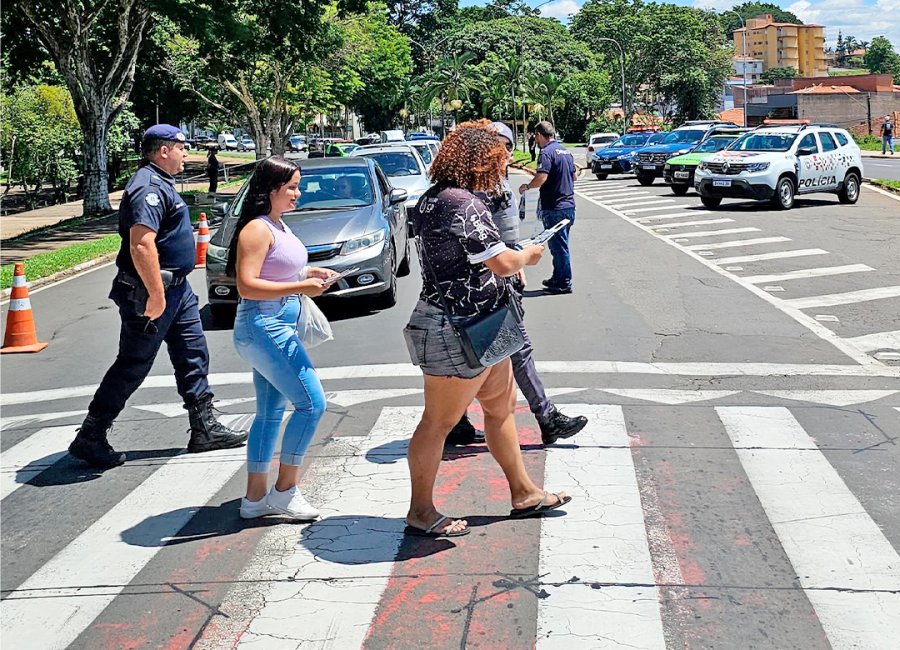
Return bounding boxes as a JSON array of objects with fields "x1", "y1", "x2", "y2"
[{"x1": 298, "y1": 293, "x2": 333, "y2": 348}]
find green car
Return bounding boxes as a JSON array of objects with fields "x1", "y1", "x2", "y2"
[{"x1": 663, "y1": 132, "x2": 745, "y2": 195}]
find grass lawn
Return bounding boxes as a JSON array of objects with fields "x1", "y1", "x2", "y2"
[
  {"x1": 1, "y1": 234, "x2": 121, "y2": 290},
  {"x1": 873, "y1": 179, "x2": 900, "y2": 191},
  {"x1": 512, "y1": 151, "x2": 537, "y2": 170}
]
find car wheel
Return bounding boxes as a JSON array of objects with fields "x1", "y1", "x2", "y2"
[
  {"x1": 672, "y1": 184, "x2": 689, "y2": 196},
  {"x1": 595, "y1": 173, "x2": 608, "y2": 181},
  {"x1": 210, "y1": 303, "x2": 236, "y2": 325},
  {"x1": 636, "y1": 172, "x2": 654, "y2": 186},
  {"x1": 700, "y1": 196, "x2": 722, "y2": 209},
  {"x1": 838, "y1": 172, "x2": 860, "y2": 204},
  {"x1": 771, "y1": 176, "x2": 795, "y2": 210},
  {"x1": 397, "y1": 237, "x2": 411, "y2": 277},
  {"x1": 373, "y1": 245, "x2": 398, "y2": 309}
]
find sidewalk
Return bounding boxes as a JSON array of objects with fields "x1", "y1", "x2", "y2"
[{"x1": 861, "y1": 150, "x2": 896, "y2": 158}]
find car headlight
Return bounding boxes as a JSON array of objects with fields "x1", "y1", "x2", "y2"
[
  {"x1": 745, "y1": 162, "x2": 769, "y2": 172},
  {"x1": 207, "y1": 243, "x2": 228, "y2": 262},
  {"x1": 664, "y1": 163, "x2": 671, "y2": 170},
  {"x1": 340, "y1": 228, "x2": 387, "y2": 255}
]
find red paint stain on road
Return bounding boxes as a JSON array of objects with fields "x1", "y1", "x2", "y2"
[{"x1": 733, "y1": 534, "x2": 751, "y2": 547}]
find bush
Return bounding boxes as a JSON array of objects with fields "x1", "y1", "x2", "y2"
[{"x1": 854, "y1": 134, "x2": 882, "y2": 150}]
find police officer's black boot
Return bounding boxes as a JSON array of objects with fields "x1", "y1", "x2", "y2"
[
  {"x1": 445, "y1": 413, "x2": 487, "y2": 446},
  {"x1": 187, "y1": 396, "x2": 249, "y2": 453},
  {"x1": 539, "y1": 408, "x2": 588, "y2": 445},
  {"x1": 68, "y1": 416, "x2": 126, "y2": 469}
]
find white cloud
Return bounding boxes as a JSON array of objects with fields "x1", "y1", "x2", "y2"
[{"x1": 538, "y1": 0, "x2": 583, "y2": 20}]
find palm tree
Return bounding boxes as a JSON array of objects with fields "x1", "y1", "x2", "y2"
[
  {"x1": 481, "y1": 81, "x2": 511, "y2": 121},
  {"x1": 498, "y1": 56, "x2": 524, "y2": 150},
  {"x1": 524, "y1": 72, "x2": 565, "y2": 126},
  {"x1": 423, "y1": 52, "x2": 479, "y2": 127}
]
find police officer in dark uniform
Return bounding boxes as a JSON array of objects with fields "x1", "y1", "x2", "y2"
[{"x1": 68, "y1": 124, "x2": 248, "y2": 469}]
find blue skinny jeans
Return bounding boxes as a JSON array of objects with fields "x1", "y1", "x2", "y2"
[{"x1": 233, "y1": 295, "x2": 327, "y2": 473}]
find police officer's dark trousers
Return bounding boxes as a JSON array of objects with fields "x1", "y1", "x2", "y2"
[{"x1": 87, "y1": 277, "x2": 211, "y2": 425}]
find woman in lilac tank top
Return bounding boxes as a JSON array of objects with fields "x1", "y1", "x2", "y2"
[{"x1": 227, "y1": 156, "x2": 338, "y2": 521}]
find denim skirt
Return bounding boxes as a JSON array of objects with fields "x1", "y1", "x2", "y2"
[{"x1": 403, "y1": 300, "x2": 485, "y2": 379}]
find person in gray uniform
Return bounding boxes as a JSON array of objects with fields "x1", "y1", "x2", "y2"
[{"x1": 446, "y1": 122, "x2": 588, "y2": 446}]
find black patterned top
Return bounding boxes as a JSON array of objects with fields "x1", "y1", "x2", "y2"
[{"x1": 412, "y1": 184, "x2": 508, "y2": 319}]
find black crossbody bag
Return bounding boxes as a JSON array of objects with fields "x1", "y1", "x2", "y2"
[{"x1": 415, "y1": 236, "x2": 525, "y2": 369}]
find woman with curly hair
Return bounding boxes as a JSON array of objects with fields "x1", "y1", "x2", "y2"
[{"x1": 403, "y1": 119, "x2": 572, "y2": 538}]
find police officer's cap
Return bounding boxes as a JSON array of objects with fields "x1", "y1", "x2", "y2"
[
  {"x1": 142, "y1": 124, "x2": 186, "y2": 143},
  {"x1": 490, "y1": 122, "x2": 514, "y2": 145}
]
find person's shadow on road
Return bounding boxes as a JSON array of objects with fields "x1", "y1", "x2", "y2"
[{"x1": 16, "y1": 447, "x2": 185, "y2": 489}]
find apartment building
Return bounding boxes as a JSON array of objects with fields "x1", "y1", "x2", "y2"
[{"x1": 733, "y1": 14, "x2": 827, "y2": 77}]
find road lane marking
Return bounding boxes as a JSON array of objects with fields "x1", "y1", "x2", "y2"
[
  {"x1": 717, "y1": 407, "x2": 900, "y2": 649},
  {"x1": 752, "y1": 390, "x2": 898, "y2": 406},
  {"x1": 1, "y1": 409, "x2": 87, "y2": 431},
  {"x1": 536, "y1": 405, "x2": 666, "y2": 649},
  {"x1": 605, "y1": 199, "x2": 675, "y2": 208},
  {"x1": 0, "y1": 414, "x2": 252, "y2": 650},
  {"x1": 650, "y1": 218, "x2": 735, "y2": 229},
  {"x1": 627, "y1": 204, "x2": 696, "y2": 214},
  {"x1": 709, "y1": 249, "x2": 830, "y2": 265},
  {"x1": 843, "y1": 330, "x2": 900, "y2": 352},
  {"x1": 685, "y1": 237, "x2": 792, "y2": 251},
  {"x1": 784, "y1": 285, "x2": 900, "y2": 309},
  {"x1": 0, "y1": 426, "x2": 74, "y2": 500},
  {"x1": 599, "y1": 389, "x2": 740, "y2": 404},
  {"x1": 636, "y1": 211, "x2": 713, "y2": 221},
  {"x1": 741, "y1": 264, "x2": 875, "y2": 284},
  {"x1": 663, "y1": 227, "x2": 760, "y2": 239}
]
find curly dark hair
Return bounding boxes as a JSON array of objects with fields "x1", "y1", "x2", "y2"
[{"x1": 429, "y1": 119, "x2": 508, "y2": 193}]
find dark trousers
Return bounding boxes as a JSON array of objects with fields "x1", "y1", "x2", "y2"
[
  {"x1": 208, "y1": 171, "x2": 218, "y2": 195},
  {"x1": 510, "y1": 323, "x2": 552, "y2": 421},
  {"x1": 87, "y1": 277, "x2": 211, "y2": 424}
]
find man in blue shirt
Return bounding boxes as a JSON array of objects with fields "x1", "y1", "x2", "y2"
[
  {"x1": 68, "y1": 124, "x2": 248, "y2": 469},
  {"x1": 518, "y1": 121, "x2": 576, "y2": 294}
]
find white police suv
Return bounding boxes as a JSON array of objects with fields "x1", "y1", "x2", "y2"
[{"x1": 694, "y1": 123, "x2": 863, "y2": 210}]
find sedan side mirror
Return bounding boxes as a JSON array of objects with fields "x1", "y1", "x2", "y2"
[
  {"x1": 390, "y1": 188, "x2": 408, "y2": 204},
  {"x1": 797, "y1": 146, "x2": 816, "y2": 157},
  {"x1": 210, "y1": 201, "x2": 230, "y2": 225}
]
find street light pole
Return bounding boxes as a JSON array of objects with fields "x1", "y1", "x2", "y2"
[
  {"x1": 727, "y1": 11, "x2": 749, "y2": 127},
  {"x1": 597, "y1": 37, "x2": 627, "y2": 131}
]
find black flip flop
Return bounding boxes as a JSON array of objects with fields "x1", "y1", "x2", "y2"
[
  {"x1": 509, "y1": 491, "x2": 572, "y2": 519},
  {"x1": 403, "y1": 515, "x2": 471, "y2": 538}
]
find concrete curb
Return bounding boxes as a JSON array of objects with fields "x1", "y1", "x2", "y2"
[
  {"x1": 867, "y1": 179, "x2": 900, "y2": 196},
  {"x1": 1, "y1": 252, "x2": 118, "y2": 301}
]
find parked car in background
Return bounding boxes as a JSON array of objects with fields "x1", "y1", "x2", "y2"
[
  {"x1": 353, "y1": 144, "x2": 430, "y2": 211},
  {"x1": 632, "y1": 121, "x2": 739, "y2": 186},
  {"x1": 381, "y1": 139, "x2": 435, "y2": 169},
  {"x1": 217, "y1": 133, "x2": 238, "y2": 151},
  {"x1": 379, "y1": 130, "x2": 405, "y2": 143},
  {"x1": 406, "y1": 131, "x2": 439, "y2": 141},
  {"x1": 590, "y1": 132, "x2": 666, "y2": 179},
  {"x1": 288, "y1": 134, "x2": 307, "y2": 152},
  {"x1": 205, "y1": 156, "x2": 411, "y2": 321},
  {"x1": 662, "y1": 129, "x2": 747, "y2": 195},
  {"x1": 585, "y1": 132, "x2": 620, "y2": 166},
  {"x1": 695, "y1": 123, "x2": 863, "y2": 210},
  {"x1": 236, "y1": 136, "x2": 256, "y2": 151},
  {"x1": 308, "y1": 141, "x2": 360, "y2": 158}
]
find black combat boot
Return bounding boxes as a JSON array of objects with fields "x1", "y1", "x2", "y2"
[
  {"x1": 539, "y1": 408, "x2": 588, "y2": 445},
  {"x1": 187, "y1": 396, "x2": 249, "y2": 453},
  {"x1": 445, "y1": 413, "x2": 487, "y2": 446},
  {"x1": 68, "y1": 416, "x2": 126, "y2": 469}
]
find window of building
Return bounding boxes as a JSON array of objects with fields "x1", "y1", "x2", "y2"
[{"x1": 819, "y1": 132, "x2": 838, "y2": 152}]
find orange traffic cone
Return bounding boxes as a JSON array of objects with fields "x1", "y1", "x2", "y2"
[
  {"x1": 195, "y1": 212, "x2": 210, "y2": 268},
  {"x1": 1, "y1": 263, "x2": 48, "y2": 354}
]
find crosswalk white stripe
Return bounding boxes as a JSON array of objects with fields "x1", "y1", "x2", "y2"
[
  {"x1": 604, "y1": 198, "x2": 675, "y2": 208},
  {"x1": 626, "y1": 204, "x2": 694, "y2": 214},
  {"x1": 635, "y1": 211, "x2": 713, "y2": 220},
  {"x1": 784, "y1": 285, "x2": 900, "y2": 309},
  {"x1": 710, "y1": 248, "x2": 829, "y2": 265},
  {"x1": 537, "y1": 405, "x2": 665, "y2": 649},
  {"x1": 0, "y1": 414, "x2": 252, "y2": 650},
  {"x1": 685, "y1": 236, "x2": 792, "y2": 251},
  {"x1": 0, "y1": 409, "x2": 87, "y2": 431},
  {"x1": 741, "y1": 264, "x2": 875, "y2": 284},
  {"x1": 587, "y1": 189, "x2": 647, "y2": 197},
  {"x1": 843, "y1": 330, "x2": 900, "y2": 352},
  {"x1": 231, "y1": 407, "x2": 417, "y2": 648},
  {"x1": 665, "y1": 227, "x2": 761, "y2": 239},
  {"x1": 0, "y1": 425, "x2": 74, "y2": 500},
  {"x1": 717, "y1": 407, "x2": 900, "y2": 649},
  {"x1": 649, "y1": 218, "x2": 734, "y2": 229}
]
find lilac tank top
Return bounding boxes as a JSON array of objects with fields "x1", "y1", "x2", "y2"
[{"x1": 256, "y1": 215, "x2": 308, "y2": 282}]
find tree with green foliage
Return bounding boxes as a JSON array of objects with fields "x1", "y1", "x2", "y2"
[
  {"x1": 553, "y1": 70, "x2": 614, "y2": 143},
  {"x1": 865, "y1": 36, "x2": 900, "y2": 78},
  {"x1": 423, "y1": 52, "x2": 480, "y2": 124},
  {"x1": 758, "y1": 66, "x2": 799, "y2": 84},
  {"x1": 523, "y1": 72, "x2": 566, "y2": 126},
  {"x1": 720, "y1": 2, "x2": 802, "y2": 40}
]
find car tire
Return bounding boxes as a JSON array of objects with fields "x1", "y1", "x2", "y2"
[
  {"x1": 700, "y1": 196, "x2": 722, "y2": 209},
  {"x1": 210, "y1": 303, "x2": 236, "y2": 325},
  {"x1": 636, "y1": 172, "x2": 654, "y2": 186},
  {"x1": 771, "y1": 176, "x2": 795, "y2": 210},
  {"x1": 397, "y1": 238, "x2": 411, "y2": 277},
  {"x1": 595, "y1": 173, "x2": 608, "y2": 181},
  {"x1": 838, "y1": 172, "x2": 860, "y2": 204},
  {"x1": 672, "y1": 184, "x2": 689, "y2": 196},
  {"x1": 373, "y1": 245, "x2": 398, "y2": 309}
]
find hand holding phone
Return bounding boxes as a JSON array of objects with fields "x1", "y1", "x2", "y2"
[
  {"x1": 322, "y1": 267, "x2": 361, "y2": 286},
  {"x1": 518, "y1": 219, "x2": 570, "y2": 248}
]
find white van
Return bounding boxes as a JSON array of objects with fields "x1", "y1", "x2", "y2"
[
  {"x1": 217, "y1": 133, "x2": 238, "y2": 151},
  {"x1": 380, "y1": 130, "x2": 405, "y2": 143}
]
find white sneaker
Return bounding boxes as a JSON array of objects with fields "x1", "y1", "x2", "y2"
[
  {"x1": 266, "y1": 485, "x2": 320, "y2": 521},
  {"x1": 239, "y1": 495, "x2": 272, "y2": 519}
]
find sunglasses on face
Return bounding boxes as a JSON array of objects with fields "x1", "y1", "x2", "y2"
[{"x1": 505, "y1": 142, "x2": 513, "y2": 152}]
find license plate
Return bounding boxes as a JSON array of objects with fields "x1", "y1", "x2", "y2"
[
  {"x1": 713, "y1": 179, "x2": 732, "y2": 187},
  {"x1": 642, "y1": 164, "x2": 656, "y2": 170},
  {"x1": 600, "y1": 164, "x2": 613, "y2": 169},
  {"x1": 674, "y1": 171, "x2": 690, "y2": 179}
]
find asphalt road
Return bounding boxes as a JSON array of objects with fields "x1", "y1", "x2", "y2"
[
  {"x1": 2, "y1": 171, "x2": 899, "y2": 649},
  {"x1": 864, "y1": 154, "x2": 900, "y2": 180}
]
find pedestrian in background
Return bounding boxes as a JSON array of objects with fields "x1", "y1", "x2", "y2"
[
  {"x1": 519, "y1": 121, "x2": 577, "y2": 294},
  {"x1": 228, "y1": 156, "x2": 338, "y2": 520},
  {"x1": 882, "y1": 115, "x2": 894, "y2": 155},
  {"x1": 446, "y1": 122, "x2": 587, "y2": 448},
  {"x1": 68, "y1": 125, "x2": 248, "y2": 470},
  {"x1": 528, "y1": 131, "x2": 536, "y2": 162},
  {"x1": 403, "y1": 119, "x2": 572, "y2": 538},
  {"x1": 206, "y1": 145, "x2": 221, "y2": 194}
]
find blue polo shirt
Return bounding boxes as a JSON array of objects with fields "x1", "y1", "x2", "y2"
[
  {"x1": 536, "y1": 140, "x2": 576, "y2": 211},
  {"x1": 116, "y1": 163, "x2": 196, "y2": 277}
]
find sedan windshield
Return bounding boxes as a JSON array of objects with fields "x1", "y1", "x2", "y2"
[
  {"x1": 731, "y1": 133, "x2": 797, "y2": 152},
  {"x1": 663, "y1": 130, "x2": 706, "y2": 144},
  {"x1": 362, "y1": 152, "x2": 422, "y2": 177},
  {"x1": 292, "y1": 168, "x2": 375, "y2": 210},
  {"x1": 411, "y1": 144, "x2": 433, "y2": 164},
  {"x1": 615, "y1": 134, "x2": 649, "y2": 147},
  {"x1": 694, "y1": 137, "x2": 735, "y2": 153},
  {"x1": 647, "y1": 133, "x2": 668, "y2": 144}
]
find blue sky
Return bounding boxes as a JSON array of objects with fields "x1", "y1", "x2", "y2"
[{"x1": 462, "y1": 1, "x2": 900, "y2": 51}]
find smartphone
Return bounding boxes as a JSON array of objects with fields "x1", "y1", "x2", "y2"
[
  {"x1": 518, "y1": 219, "x2": 571, "y2": 247},
  {"x1": 322, "y1": 267, "x2": 361, "y2": 286}
]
